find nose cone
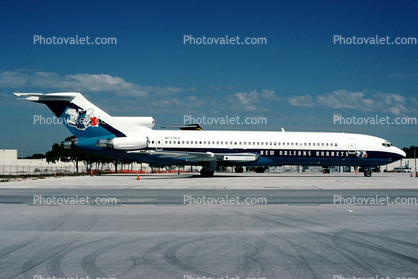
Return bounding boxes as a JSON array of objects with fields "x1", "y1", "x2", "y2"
[{"x1": 393, "y1": 147, "x2": 406, "y2": 160}]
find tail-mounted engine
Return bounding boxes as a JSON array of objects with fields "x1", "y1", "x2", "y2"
[
  {"x1": 96, "y1": 137, "x2": 149, "y2": 150},
  {"x1": 62, "y1": 139, "x2": 78, "y2": 150}
]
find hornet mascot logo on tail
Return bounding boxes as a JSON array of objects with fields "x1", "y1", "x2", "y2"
[{"x1": 66, "y1": 108, "x2": 98, "y2": 130}]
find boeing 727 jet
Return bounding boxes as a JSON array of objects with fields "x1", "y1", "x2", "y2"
[{"x1": 15, "y1": 92, "x2": 406, "y2": 177}]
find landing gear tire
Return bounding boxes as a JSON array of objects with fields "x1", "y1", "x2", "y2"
[
  {"x1": 364, "y1": 169, "x2": 372, "y2": 177},
  {"x1": 235, "y1": 166, "x2": 244, "y2": 173},
  {"x1": 200, "y1": 169, "x2": 215, "y2": 177},
  {"x1": 255, "y1": 167, "x2": 265, "y2": 173}
]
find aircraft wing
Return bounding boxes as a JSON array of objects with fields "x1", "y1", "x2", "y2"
[{"x1": 127, "y1": 150, "x2": 260, "y2": 163}]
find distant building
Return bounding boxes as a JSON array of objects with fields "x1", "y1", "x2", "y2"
[{"x1": 0, "y1": 149, "x2": 154, "y2": 175}]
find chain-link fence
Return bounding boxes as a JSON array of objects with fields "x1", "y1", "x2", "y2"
[{"x1": 0, "y1": 164, "x2": 88, "y2": 175}]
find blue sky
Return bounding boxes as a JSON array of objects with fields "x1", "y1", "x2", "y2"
[{"x1": 1, "y1": 0, "x2": 417, "y2": 156}]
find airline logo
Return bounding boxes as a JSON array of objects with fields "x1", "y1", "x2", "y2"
[
  {"x1": 356, "y1": 150, "x2": 368, "y2": 159},
  {"x1": 65, "y1": 108, "x2": 98, "y2": 130}
]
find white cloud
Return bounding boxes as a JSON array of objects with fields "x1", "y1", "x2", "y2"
[
  {"x1": 317, "y1": 89, "x2": 373, "y2": 110},
  {"x1": 260, "y1": 89, "x2": 280, "y2": 101},
  {"x1": 0, "y1": 71, "x2": 30, "y2": 87},
  {"x1": 0, "y1": 70, "x2": 183, "y2": 97},
  {"x1": 287, "y1": 89, "x2": 415, "y2": 116},
  {"x1": 387, "y1": 73, "x2": 418, "y2": 79},
  {"x1": 225, "y1": 89, "x2": 278, "y2": 112},
  {"x1": 210, "y1": 85, "x2": 236, "y2": 91},
  {"x1": 287, "y1": 93, "x2": 314, "y2": 107}
]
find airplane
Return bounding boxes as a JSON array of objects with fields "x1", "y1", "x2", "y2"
[{"x1": 15, "y1": 92, "x2": 406, "y2": 177}]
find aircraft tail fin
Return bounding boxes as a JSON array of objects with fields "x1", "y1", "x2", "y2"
[{"x1": 14, "y1": 92, "x2": 154, "y2": 139}]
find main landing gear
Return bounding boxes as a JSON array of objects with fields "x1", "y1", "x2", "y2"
[
  {"x1": 363, "y1": 168, "x2": 372, "y2": 177},
  {"x1": 255, "y1": 167, "x2": 265, "y2": 173},
  {"x1": 359, "y1": 166, "x2": 374, "y2": 177},
  {"x1": 200, "y1": 162, "x2": 217, "y2": 177},
  {"x1": 235, "y1": 166, "x2": 244, "y2": 173}
]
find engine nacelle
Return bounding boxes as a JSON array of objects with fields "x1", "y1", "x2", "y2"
[
  {"x1": 96, "y1": 137, "x2": 148, "y2": 150},
  {"x1": 62, "y1": 139, "x2": 78, "y2": 150}
]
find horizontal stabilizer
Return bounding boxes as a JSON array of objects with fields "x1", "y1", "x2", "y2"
[{"x1": 14, "y1": 93, "x2": 76, "y2": 102}]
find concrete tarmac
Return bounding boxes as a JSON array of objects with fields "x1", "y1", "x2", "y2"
[{"x1": 0, "y1": 172, "x2": 417, "y2": 279}]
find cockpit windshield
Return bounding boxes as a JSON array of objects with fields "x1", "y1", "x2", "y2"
[{"x1": 382, "y1": 141, "x2": 392, "y2": 147}]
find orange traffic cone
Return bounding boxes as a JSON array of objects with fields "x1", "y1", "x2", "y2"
[
  {"x1": 411, "y1": 173, "x2": 413, "y2": 177},
  {"x1": 137, "y1": 175, "x2": 140, "y2": 180},
  {"x1": 90, "y1": 171, "x2": 93, "y2": 177}
]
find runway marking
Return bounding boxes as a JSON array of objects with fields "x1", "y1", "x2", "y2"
[{"x1": 223, "y1": 178, "x2": 234, "y2": 189}]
